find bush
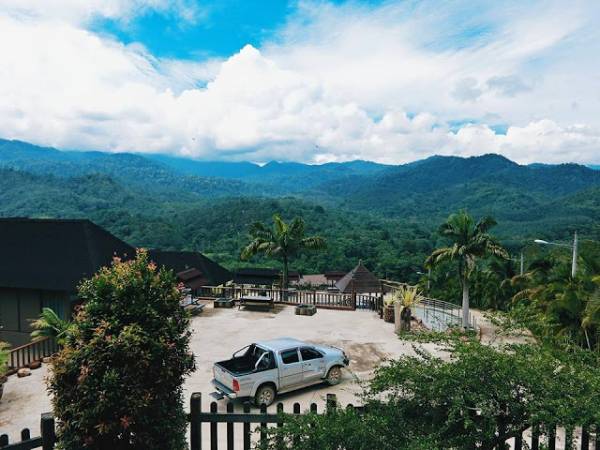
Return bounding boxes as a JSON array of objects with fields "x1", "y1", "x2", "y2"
[
  {"x1": 47, "y1": 250, "x2": 195, "y2": 450},
  {"x1": 264, "y1": 339, "x2": 600, "y2": 450},
  {"x1": 0, "y1": 341, "x2": 9, "y2": 378}
]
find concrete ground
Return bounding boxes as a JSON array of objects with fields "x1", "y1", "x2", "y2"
[{"x1": 0, "y1": 304, "x2": 438, "y2": 444}]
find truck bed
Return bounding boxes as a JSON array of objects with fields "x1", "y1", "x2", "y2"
[{"x1": 216, "y1": 356, "x2": 258, "y2": 376}]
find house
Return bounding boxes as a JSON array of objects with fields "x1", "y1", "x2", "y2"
[
  {"x1": 0, "y1": 219, "x2": 234, "y2": 347},
  {"x1": 0, "y1": 218, "x2": 134, "y2": 346}
]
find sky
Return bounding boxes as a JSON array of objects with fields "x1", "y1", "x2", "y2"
[{"x1": 0, "y1": 0, "x2": 599, "y2": 164}]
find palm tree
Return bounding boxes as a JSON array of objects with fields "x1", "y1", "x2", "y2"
[
  {"x1": 30, "y1": 307, "x2": 71, "y2": 345},
  {"x1": 425, "y1": 211, "x2": 508, "y2": 327},
  {"x1": 241, "y1": 214, "x2": 326, "y2": 291}
]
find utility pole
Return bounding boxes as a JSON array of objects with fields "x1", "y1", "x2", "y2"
[
  {"x1": 427, "y1": 267, "x2": 431, "y2": 291},
  {"x1": 520, "y1": 252, "x2": 524, "y2": 276}
]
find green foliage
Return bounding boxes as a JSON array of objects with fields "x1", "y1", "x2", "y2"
[
  {"x1": 264, "y1": 340, "x2": 600, "y2": 450},
  {"x1": 241, "y1": 214, "x2": 326, "y2": 288},
  {"x1": 510, "y1": 245, "x2": 600, "y2": 351},
  {"x1": 47, "y1": 250, "x2": 195, "y2": 450},
  {"x1": 0, "y1": 341, "x2": 9, "y2": 378},
  {"x1": 30, "y1": 307, "x2": 72, "y2": 345}
]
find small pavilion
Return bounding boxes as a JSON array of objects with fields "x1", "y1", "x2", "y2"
[{"x1": 336, "y1": 260, "x2": 384, "y2": 311}]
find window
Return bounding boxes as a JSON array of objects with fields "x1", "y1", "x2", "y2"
[
  {"x1": 281, "y1": 348, "x2": 299, "y2": 364},
  {"x1": 300, "y1": 347, "x2": 323, "y2": 361}
]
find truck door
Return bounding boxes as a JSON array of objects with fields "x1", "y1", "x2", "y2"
[
  {"x1": 278, "y1": 348, "x2": 303, "y2": 388},
  {"x1": 300, "y1": 347, "x2": 326, "y2": 383}
]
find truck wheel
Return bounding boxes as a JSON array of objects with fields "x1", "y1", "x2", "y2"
[
  {"x1": 326, "y1": 366, "x2": 343, "y2": 386},
  {"x1": 255, "y1": 385, "x2": 276, "y2": 407}
]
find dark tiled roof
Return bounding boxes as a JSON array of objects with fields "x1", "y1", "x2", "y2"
[
  {"x1": 324, "y1": 271, "x2": 346, "y2": 280},
  {"x1": 233, "y1": 268, "x2": 300, "y2": 285},
  {"x1": 336, "y1": 261, "x2": 382, "y2": 294},
  {"x1": 148, "y1": 250, "x2": 232, "y2": 286},
  {"x1": 0, "y1": 218, "x2": 134, "y2": 292}
]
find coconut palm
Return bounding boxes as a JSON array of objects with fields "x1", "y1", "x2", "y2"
[
  {"x1": 241, "y1": 214, "x2": 326, "y2": 291},
  {"x1": 425, "y1": 211, "x2": 508, "y2": 327},
  {"x1": 392, "y1": 285, "x2": 424, "y2": 331},
  {"x1": 30, "y1": 307, "x2": 71, "y2": 345}
]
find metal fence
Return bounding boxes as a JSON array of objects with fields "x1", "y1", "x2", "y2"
[{"x1": 414, "y1": 297, "x2": 476, "y2": 331}]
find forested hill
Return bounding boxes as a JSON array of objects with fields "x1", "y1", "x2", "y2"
[{"x1": 1, "y1": 138, "x2": 599, "y2": 279}]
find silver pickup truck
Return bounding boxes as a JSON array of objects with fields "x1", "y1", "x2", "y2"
[{"x1": 211, "y1": 338, "x2": 350, "y2": 406}]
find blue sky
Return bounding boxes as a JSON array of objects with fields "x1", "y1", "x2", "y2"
[
  {"x1": 0, "y1": 0, "x2": 599, "y2": 164},
  {"x1": 92, "y1": 0, "x2": 294, "y2": 60}
]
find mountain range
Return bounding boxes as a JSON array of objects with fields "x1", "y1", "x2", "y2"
[{"x1": 1, "y1": 137, "x2": 599, "y2": 277}]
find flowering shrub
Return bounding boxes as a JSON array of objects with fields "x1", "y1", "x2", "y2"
[{"x1": 48, "y1": 250, "x2": 195, "y2": 450}]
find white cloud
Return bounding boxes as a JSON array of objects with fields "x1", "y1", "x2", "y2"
[
  {"x1": 0, "y1": 0, "x2": 198, "y2": 24},
  {"x1": 0, "y1": 1, "x2": 599, "y2": 164}
]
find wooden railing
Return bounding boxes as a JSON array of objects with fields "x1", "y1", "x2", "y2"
[
  {"x1": 7, "y1": 337, "x2": 58, "y2": 375},
  {"x1": 197, "y1": 286, "x2": 382, "y2": 311}
]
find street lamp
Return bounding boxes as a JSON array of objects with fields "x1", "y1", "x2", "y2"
[
  {"x1": 416, "y1": 268, "x2": 431, "y2": 291},
  {"x1": 534, "y1": 232, "x2": 578, "y2": 277}
]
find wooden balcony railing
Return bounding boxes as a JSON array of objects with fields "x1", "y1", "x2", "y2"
[{"x1": 7, "y1": 337, "x2": 58, "y2": 375}]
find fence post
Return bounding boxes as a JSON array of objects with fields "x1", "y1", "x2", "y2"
[
  {"x1": 41, "y1": 413, "x2": 55, "y2": 450},
  {"x1": 514, "y1": 432, "x2": 523, "y2": 450},
  {"x1": 210, "y1": 402, "x2": 218, "y2": 450},
  {"x1": 326, "y1": 394, "x2": 337, "y2": 413},
  {"x1": 581, "y1": 425, "x2": 590, "y2": 450},
  {"x1": 243, "y1": 402, "x2": 251, "y2": 450},
  {"x1": 530, "y1": 424, "x2": 539, "y2": 450},
  {"x1": 21, "y1": 428, "x2": 31, "y2": 441},
  {"x1": 226, "y1": 402, "x2": 234, "y2": 450},
  {"x1": 190, "y1": 392, "x2": 202, "y2": 450}
]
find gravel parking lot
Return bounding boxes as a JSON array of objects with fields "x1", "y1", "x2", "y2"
[{"x1": 0, "y1": 303, "x2": 438, "y2": 444}]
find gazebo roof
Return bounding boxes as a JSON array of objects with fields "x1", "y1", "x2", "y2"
[{"x1": 335, "y1": 260, "x2": 381, "y2": 294}]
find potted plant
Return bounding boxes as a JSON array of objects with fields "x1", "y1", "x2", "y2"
[
  {"x1": 391, "y1": 285, "x2": 424, "y2": 332},
  {"x1": 0, "y1": 341, "x2": 9, "y2": 402},
  {"x1": 383, "y1": 296, "x2": 395, "y2": 323}
]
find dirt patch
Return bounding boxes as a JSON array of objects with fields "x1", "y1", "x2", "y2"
[{"x1": 312, "y1": 340, "x2": 391, "y2": 373}]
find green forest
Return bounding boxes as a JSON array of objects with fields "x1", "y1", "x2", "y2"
[{"x1": 1, "y1": 138, "x2": 599, "y2": 288}]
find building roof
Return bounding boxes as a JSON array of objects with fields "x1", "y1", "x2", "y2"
[
  {"x1": 148, "y1": 250, "x2": 232, "y2": 287},
  {"x1": 0, "y1": 218, "x2": 134, "y2": 292},
  {"x1": 336, "y1": 260, "x2": 382, "y2": 294},
  {"x1": 324, "y1": 271, "x2": 346, "y2": 280},
  {"x1": 233, "y1": 268, "x2": 300, "y2": 286},
  {"x1": 299, "y1": 274, "x2": 328, "y2": 286}
]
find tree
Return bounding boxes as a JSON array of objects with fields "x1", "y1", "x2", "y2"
[
  {"x1": 240, "y1": 214, "x2": 326, "y2": 290},
  {"x1": 47, "y1": 250, "x2": 195, "y2": 450},
  {"x1": 30, "y1": 307, "x2": 72, "y2": 345},
  {"x1": 513, "y1": 251, "x2": 600, "y2": 351},
  {"x1": 426, "y1": 211, "x2": 507, "y2": 327}
]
